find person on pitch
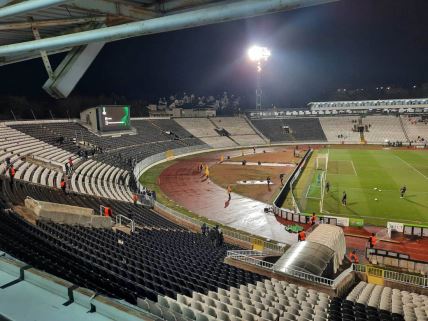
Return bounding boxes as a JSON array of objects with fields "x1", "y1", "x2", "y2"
[
  {"x1": 342, "y1": 191, "x2": 347, "y2": 206},
  {"x1": 400, "y1": 185, "x2": 407, "y2": 198}
]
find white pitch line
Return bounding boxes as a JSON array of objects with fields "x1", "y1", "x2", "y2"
[
  {"x1": 394, "y1": 155, "x2": 428, "y2": 180},
  {"x1": 350, "y1": 160, "x2": 357, "y2": 176},
  {"x1": 330, "y1": 160, "x2": 357, "y2": 176},
  {"x1": 305, "y1": 184, "x2": 321, "y2": 200}
]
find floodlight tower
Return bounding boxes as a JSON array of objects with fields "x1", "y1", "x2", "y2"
[{"x1": 248, "y1": 46, "x2": 271, "y2": 110}]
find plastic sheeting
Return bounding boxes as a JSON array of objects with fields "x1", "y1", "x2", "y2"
[{"x1": 307, "y1": 224, "x2": 346, "y2": 273}]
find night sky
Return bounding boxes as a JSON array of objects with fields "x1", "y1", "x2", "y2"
[{"x1": 1, "y1": 0, "x2": 427, "y2": 107}]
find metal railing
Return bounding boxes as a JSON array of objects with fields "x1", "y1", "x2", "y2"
[
  {"x1": 352, "y1": 264, "x2": 428, "y2": 288},
  {"x1": 227, "y1": 250, "x2": 269, "y2": 257},
  {"x1": 227, "y1": 250, "x2": 275, "y2": 270},
  {"x1": 384, "y1": 269, "x2": 428, "y2": 288},
  {"x1": 282, "y1": 265, "x2": 335, "y2": 287},
  {"x1": 226, "y1": 249, "x2": 349, "y2": 288},
  {"x1": 115, "y1": 214, "x2": 135, "y2": 233}
]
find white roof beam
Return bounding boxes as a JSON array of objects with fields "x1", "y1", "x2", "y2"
[
  {"x1": 0, "y1": 16, "x2": 107, "y2": 30},
  {"x1": 0, "y1": 0, "x2": 340, "y2": 57},
  {"x1": 0, "y1": 0, "x2": 72, "y2": 19},
  {"x1": 67, "y1": 0, "x2": 157, "y2": 20}
]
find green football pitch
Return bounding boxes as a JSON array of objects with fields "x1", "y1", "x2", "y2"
[{"x1": 292, "y1": 148, "x2": 428, "y2": 226}]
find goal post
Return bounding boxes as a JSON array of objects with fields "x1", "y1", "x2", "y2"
[
  {"x1": 319, "y1": 171, "x2": 326, "y2": 213},
  {"x1": 316, "y1": 153, "x2": 329, "y2": 171}
]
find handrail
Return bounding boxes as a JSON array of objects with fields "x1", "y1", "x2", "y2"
[
  {"x1": 227, "y1": 251, "x2": 275, "y2": 270},
  {"x1": 226, "y1": 250, "x2": 269, "y2": 256},
  {"x1": 226, "y1": 250, "x2": 343, "y2": 288},
  {"x1": 115, "y1": 214, "x2": 135, "y2": 232},
  {"x1": 352, "y1": 264, "x2": 428, "y2": 288}
]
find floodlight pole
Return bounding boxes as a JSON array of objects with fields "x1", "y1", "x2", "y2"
[{"x1": 256, "y1": 61, "x2": 262, "y2": 110}]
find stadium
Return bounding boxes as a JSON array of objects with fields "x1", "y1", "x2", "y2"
[{"x1": 1, "y1": 1, "x2": 428, "y2": 321}]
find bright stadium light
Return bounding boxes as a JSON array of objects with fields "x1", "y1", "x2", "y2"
[
  {"x1": 248, "y1": 45, "x2": 271, "y2": 62},
  {"x1": 247, "y1": 45, "x2": 271, "y2": 110}
]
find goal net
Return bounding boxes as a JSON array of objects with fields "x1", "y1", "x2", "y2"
[
  {"x1": 317, "y1": 152, "x2": 329, "y2": 213},
  {"x1": 316, "y1": 154, "x2": 329, "y2": 171}
]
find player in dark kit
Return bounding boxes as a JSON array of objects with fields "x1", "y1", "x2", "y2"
[
  {"x1": 342, "y1": 191, "x2": 347, "y2": 206},
  {"x1": 400, "y1": 185, "x2": 407, "y2": 198}
]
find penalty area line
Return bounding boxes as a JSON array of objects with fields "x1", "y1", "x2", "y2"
[{"x1": 394, "y1": 155, "x2": 428, "y2": 181}]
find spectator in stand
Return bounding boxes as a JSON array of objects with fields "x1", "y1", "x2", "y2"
[
  {"x1": 208, "y1": 227, "x2": 216, "y2": 246},
  {"x1": 103, "y1": 206, "x2": 112, "y2": 217},
  {"x1": 201, "y1": 223, "x2": 207, "y2": 236},
  {"x1": 132, "y1": 194, "x2": 138, "y2": 205},
  {"x1": 8, "y1": 164, "x2": 16, "y2": 188},
  {"x1": 60, "y1": 178, "x2": 67, "y2": 194},
  {"x1": 218, "y1": 230, "x2": 224, "y2": 246},
  {"x1": 68, "y1": 157, "x2": 73, "y2": 171}
]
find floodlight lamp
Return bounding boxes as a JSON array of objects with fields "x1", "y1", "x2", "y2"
[{"x1": 248, "y1": 46, "x2": 271, "y2": 62}]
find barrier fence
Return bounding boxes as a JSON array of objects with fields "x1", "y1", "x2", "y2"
[
  {"x1": 353, "y1": 264, "x2": 428, "y2": 288},
  {"x1": 115, "y1": 214, "x2": 135, "y2": 232},
  {"x1": 226, "y1": 250, "x2": 349, "y2": 289},
  {"x1": 227, "y1": 250, "x2": 275, "y2": 270}
]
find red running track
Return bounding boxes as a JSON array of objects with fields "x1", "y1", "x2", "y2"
[{"x1": 159, "y1": 147, "x2": 428, "y2": 262}]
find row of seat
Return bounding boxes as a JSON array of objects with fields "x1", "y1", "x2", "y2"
[
  {"x1": 1, "y1": 178, "x2": 180, "y2": 230},
  {"x1": 71, "y1": 158, "x2": 132, "y2": 202},
  {"x1": 401, "y1": 116, "x2": 428, "y2": 143},
  {"x1": 0, "y1": 124, "x2": 78, "y2": 189},
  {"x1": 251, "y1": 118, "x2": 327, "y2": 142},
  {"x1": 161, "y1": 277, "x2": 330, "y2": 321},
  {"x1": 347, "y1": 281, "x2": 427, "y2": 320}
]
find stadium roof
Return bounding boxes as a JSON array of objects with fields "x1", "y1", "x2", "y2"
[{"x1": 0, "y1": 0, "x2": 339, "y2": 98}]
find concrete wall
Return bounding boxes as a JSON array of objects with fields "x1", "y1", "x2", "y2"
[{"x1": 25, "y1": 198, "x2": 113, "y2": 229}]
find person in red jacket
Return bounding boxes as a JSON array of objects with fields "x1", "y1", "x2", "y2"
[
  {"x1": 349, "y1": 250, "x2": 359, "y2": 264},
  {"x1": 60, "y1": 178, "x2": 67, "y2": 194},
  {"x1": 132, "y1": 194, "x2": 138, "y2": 205},
  {"x1": 368, "y1": 233, "x2": 377, "y2": 248},
  {"x1": 103, "y1": 206, "x2": 112, "y2": 217},
  {"x1": 298, "y1": 230, "x2": 306, "y2": 242},
  {"x1": 9, "y1": 165, "x2": 16, "y2": 188},
  {"x1": 310, "y1": 212, "x2": 317, "y2": 226}
]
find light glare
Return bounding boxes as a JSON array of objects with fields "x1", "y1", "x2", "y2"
[{"x1": 248, "y1": 46, "x2": 271, "y2": 62}]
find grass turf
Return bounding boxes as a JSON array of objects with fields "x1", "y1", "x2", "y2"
[{"x1": 293, "y1": 148, "x2": 428, "y2": 226}]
